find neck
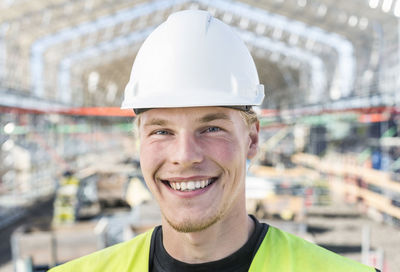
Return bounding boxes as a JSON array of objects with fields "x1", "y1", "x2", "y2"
[{"x1": 161, "y1": 206, "x2": 254, "y2": 264}]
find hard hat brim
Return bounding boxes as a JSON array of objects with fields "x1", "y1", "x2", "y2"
[{"x1": 121, "y1": 85, "x2": 265, "y2": 110}]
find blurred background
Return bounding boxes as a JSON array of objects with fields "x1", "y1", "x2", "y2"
[{"x1": 0, "y1": 0, "x2": 399, "y2": 271}]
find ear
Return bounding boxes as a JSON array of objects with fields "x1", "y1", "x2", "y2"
[{"x1": 247, "y1": 121, "x2": 259, "y2": 159}]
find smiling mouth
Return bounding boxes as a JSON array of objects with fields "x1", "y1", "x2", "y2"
[{"x1": 161, "y1": 177, "x2": 218, "y2": 192}]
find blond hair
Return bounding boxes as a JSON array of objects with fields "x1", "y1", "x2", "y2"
[{"x1": 239, "y1": 108, "x2": 258, "y2": 128}]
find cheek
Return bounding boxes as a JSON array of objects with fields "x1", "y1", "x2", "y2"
[
  {"x1": 139, "y1": 141, "x2": 163, "y2": 179},
  {"x1": 201, "y1": 138, "x2": 243, "y2": 166}
]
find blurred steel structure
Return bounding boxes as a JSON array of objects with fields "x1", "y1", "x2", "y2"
[
  {"x1": 1, "y1": 0, "x2": 399, "y2": 209},
  {"x1": 1, "y1": 2, "x2": 400, "y2": 270},
  {"x1": 0, "y1": 0, "x2": 399, "y2": 110}
]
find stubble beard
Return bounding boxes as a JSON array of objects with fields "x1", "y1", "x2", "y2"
[{"x1": 163, "y1": 203, "x2": 228, "y2": 233}]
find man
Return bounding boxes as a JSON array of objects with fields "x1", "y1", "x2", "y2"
[{"x1": 50, "y1": 10, "x2": 377, "y2": 271}]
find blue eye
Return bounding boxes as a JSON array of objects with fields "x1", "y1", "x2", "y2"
[
  {"x1": 154, "y1": 130, "x2": 170, "y2": 135},
  {"x1": 205, "y1": 127, "x2": 221, "y2": 133}
]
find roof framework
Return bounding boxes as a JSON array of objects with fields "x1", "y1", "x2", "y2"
[{"x1": 0, "y1": 0, "x2": 399, "y2": 111}]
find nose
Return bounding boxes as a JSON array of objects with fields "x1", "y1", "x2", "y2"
[{"x1": 170, "y1": 132, "x2": 203, "y2": 167}]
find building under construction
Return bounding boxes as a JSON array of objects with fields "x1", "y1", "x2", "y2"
[{"x1": 0, "y1": 0, "x2": 400, "y2": 271}]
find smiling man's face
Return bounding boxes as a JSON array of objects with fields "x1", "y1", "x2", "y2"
[{"x1": 139, "y1": 107, "x2": 259, "y2": 232}]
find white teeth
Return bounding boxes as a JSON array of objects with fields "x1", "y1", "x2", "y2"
[
  {"x1": 187, "y1": 181, "x2": 195, "y2": 190},
  {"x1": 180, "y1": 182, "x2": 187, "y2": 190},
  {"x1": 168, "y1": 178, "x2": 215, "y2": 191},
  {"x1": 195, "y1": 181, "x2": 201, "y2": 189}
]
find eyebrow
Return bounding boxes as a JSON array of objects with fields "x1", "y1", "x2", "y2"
[
  {"x1": 143, "y1": 118, "x2": 169, "y2": 127},
  {"x1": 143, "y1": 112, "x2": 232, "y2": 127},
  {"x1": 197, "y1": 112, "x2": 232, "y2": 123}
]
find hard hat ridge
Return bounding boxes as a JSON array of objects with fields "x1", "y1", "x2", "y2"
[{"x1": 121, "y1": 9, "x2": 264, "y2": 111}]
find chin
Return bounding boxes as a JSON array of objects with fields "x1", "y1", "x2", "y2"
[{"x1": 164, "y1": 212, "x2": 223, "y2": 233}]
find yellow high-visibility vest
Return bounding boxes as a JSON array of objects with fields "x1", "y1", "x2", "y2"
[
  {"x1": 49, "y1": 226, "x2": 375, "y2": 271},
  {"x1": 60, "y1": 177, "x2": 80, "y2": 187}
]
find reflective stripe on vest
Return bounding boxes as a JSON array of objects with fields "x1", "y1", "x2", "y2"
[{"x1": 50, "y1": 226, "x2": 375, "y2": 271}]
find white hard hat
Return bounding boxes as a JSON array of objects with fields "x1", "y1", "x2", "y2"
[{"x1": 121, "y1": 10, "x2": 264, "y2": 111}]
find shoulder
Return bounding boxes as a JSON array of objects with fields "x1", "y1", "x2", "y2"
[
  {"x1": 49, "y1": 228, "x2": 154, "y2": 272},
  {"x1": 250, "y1": 225, "x2": 375, "y2": 272}
]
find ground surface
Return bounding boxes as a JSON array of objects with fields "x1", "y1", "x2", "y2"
[
  {"x1": 305, "y1": 204, "x2": 400, "y2": 272},
  {"x1": 0, "y1": 196, "x2": 54, "y2": 272}
]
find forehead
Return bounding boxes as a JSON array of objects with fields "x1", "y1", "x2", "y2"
[{"x1": 139, "y1": 107, "x2": 243, "y2": 127}]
